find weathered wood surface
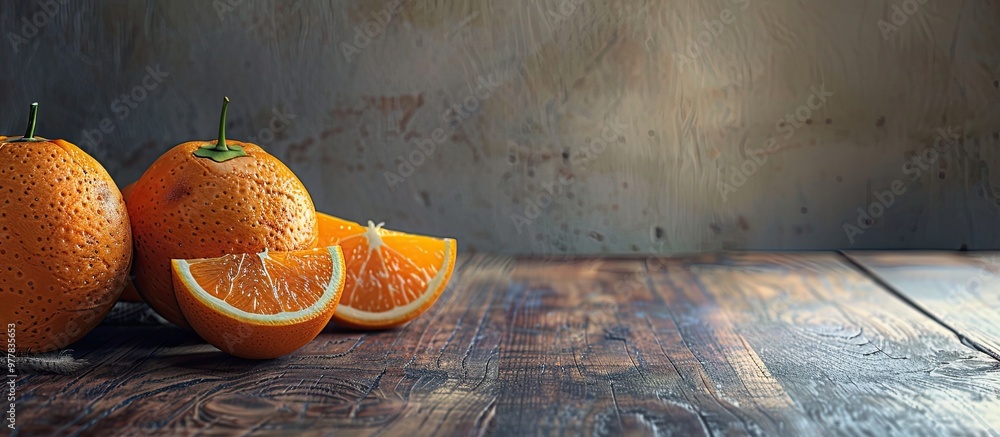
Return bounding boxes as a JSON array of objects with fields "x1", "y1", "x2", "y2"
[
  {"x1": 845, "y1": 251, "x2": 1000, "y2": 361},
  {"x1": 12, "y1": 253, "x2": 1000, "y2": 436},
  {"x1": 674, "y1": 253, "x2": 1000, "y2": 435}
]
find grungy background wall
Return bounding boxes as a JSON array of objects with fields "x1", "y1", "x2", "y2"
[{"x1": 2, "y1": 0, "x2": 999, "y2": 255}]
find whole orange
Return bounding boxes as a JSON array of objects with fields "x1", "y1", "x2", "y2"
[
  {"x1": 0, "y1": 103, "x2": 132, "y2": 353},
  {"x1": 127, "y1": 98, "x2": 318, "y2": 328}
]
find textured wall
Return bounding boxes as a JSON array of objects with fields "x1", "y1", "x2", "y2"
[{"x1": 2, "y1": 0, "x2": 999, "y2": 255}]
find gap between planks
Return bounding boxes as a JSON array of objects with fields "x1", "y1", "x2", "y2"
[{"x1": 837, "y1": 250, "x2": 1000, "y2": 363}]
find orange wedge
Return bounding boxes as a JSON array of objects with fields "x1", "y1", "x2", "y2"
[
  {"x1": 315, "y1": 212, "x2": 457, "y2": 329},
  {"x1": 171, "y1": 246, "x2": 346, "y2": 359}
]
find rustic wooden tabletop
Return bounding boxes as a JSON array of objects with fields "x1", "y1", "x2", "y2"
[{"x1": 11, "y1": 252, "x2": 1000, "y2": 436}]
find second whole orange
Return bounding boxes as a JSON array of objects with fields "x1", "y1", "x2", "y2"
[{"x1": 127, "y1": 98, "x2": 318, "y2": 328}]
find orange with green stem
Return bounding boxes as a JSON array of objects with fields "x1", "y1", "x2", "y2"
[
  {"x1": 127, "y1": 97, "x2": 318, "y2": 328},
  {"x1": 0, "y1": 102, "x2": 132, "y2": 352}
]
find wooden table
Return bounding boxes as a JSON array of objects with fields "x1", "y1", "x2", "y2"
[{"x1": 13, "y1": 252, "x2": 1000, "y2": 436}]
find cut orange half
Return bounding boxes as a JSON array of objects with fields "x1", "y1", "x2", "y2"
[
  {"x1": 315, "y1": 212, "x2": 457, "y2": 329},
  {"x1": 171, "y1": 246, "x2": 346, "y2": 359}
]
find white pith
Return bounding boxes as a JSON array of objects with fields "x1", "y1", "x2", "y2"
[{"x1": 364, "y1": 220, "x2": 386, "y2": 251}]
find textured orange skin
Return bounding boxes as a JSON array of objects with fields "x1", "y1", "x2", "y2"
[
  {"x1": 127, "y1": 141, "x2": 318, "y2": 328},
  {"x1": 171, "y1": 248, "x2": 345, "y2": 360},
  {"x1": 0, "y1": 136, "x2": 132, "y2": 353},
  {"x1": 117, "y1": 181, "x2": 142, "y2": 302}
]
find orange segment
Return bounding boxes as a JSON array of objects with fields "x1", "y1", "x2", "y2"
[
  {"x1": 315, "y1": 212, "x2": 457, "y2": 329},
  {"x1": 316, "y1": 213, "x2": 366, "y2": 243},
  {"x1": 172, "y1": 246, "x2": 346, "y2": 359}
]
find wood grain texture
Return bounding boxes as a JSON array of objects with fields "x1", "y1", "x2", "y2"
[
  {"x1": 676, "y1": 252, "x2": 1000, "y2": 435},
  {"x1": 845, "y1": 251, "x2": 1000, "y2": 361},
  {"x1": 11, "y1": 253, "x2": 1000, "y2": 435}
]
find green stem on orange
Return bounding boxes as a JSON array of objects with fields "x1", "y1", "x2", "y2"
[
  {"x1": 22, "y1": 102, "x2": 37, "y2": 139},
  {"x1": 10, "y1": 102, "x2": 44, "y2": 143},
  {"x1": 194, "y1": 96, "x2": 247, "y2": 162},
  {"x1": 215, "y1": 97, "x2": 230, "y2": 151}
]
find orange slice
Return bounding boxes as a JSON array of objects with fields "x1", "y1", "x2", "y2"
[
  {"x1": 171, "y1": 246, "x2": 346, "y2": 359},
  {"x1": 315, "y1": 212, "x2": 457, "y2": 329}
]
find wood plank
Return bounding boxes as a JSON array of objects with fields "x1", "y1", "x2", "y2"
[
  {"x1": 15, "y1": 254, "x2": 504, "y2": 436},
  {"x1": 493, "y1": 253, "x2": 1000, "y2": 435},
  {"x1": 485, "y1": 257, "x2": 812, "y2": 436},
  {"x1": 844, "y1": 251, "x2": 1000, "y2": 361},
  {"x1": 672, "y1": 253, "x2": 1000, "y2": 435},
  {"x1": 12, "y1": 253, "x2": 1000, "y2": 435}
]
